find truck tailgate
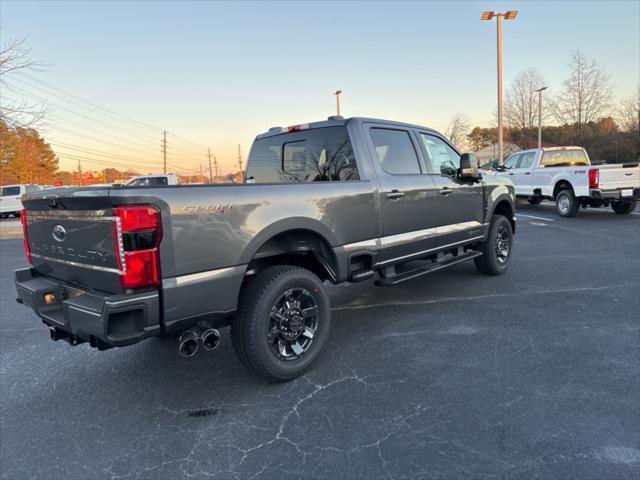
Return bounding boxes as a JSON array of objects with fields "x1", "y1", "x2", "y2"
[
  {"x1": 22, "y1": 189, "x2": 123, "y2": 294},
  {"x1": 598, "y1": 163, "x2": 640, "y2": 190}
]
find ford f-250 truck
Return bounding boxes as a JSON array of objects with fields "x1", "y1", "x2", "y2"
[
  {"x1": 15, "y1": 117, "x2": 516, "y2": 381},
  {"x1": 494, "y1": 146, "x2": 640, "y2": 217}
]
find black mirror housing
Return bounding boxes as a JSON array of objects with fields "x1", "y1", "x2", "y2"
[{"x1": 459, "y1": 153, "x2": 482, "y2": 182}]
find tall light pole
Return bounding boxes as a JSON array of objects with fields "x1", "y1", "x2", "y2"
[
  {"x1": 481, "y1": 10, "x2": 517, "y2": 165},
  {"x1": 334, "y1": 90, "x2": 342, "y2": 116},
  {"x1": 535, "y1": 86, "x2": 548, "y2": 149}
]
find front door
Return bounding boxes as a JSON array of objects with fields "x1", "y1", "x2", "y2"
[
  {"x1": 416, "y1": 132, "x2": 485, "y2": 246},
  {"x1": 364, "y1": 124, "x2": 441, "y2": 263}
]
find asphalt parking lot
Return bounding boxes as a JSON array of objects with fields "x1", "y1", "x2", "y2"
[{"x1": 1, "y1": 202, "x2": 639, "y2": 480}]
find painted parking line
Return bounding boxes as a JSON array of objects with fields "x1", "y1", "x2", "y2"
[{"x1": 517, "y1": 214, "x2": 555, "y2": 222}]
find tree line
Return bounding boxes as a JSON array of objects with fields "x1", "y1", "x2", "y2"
[{"x1": 444, "y1": 50, "x2": 639, "y2": 163}]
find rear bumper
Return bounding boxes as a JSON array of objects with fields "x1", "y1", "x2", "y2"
[
  {"x1": 589, "y1": 188, "x2": 640, "y2": 200},
  {"x1": 15, "y1": 268, "x2": 160, "y2": 348}
]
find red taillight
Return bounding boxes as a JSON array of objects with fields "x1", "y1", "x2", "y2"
[
  {"x1": 112, "y1": 205, "x2": 159, "y2": 231},
  {"x1": 112, "y1": 205, "x2": 162, "y2": 289},
  {"x1": 20, "y1": 208, "x2": 32, "y2": 264},
  {"x1": 588, "y1": 168, "x2": 599, "y2": 189}
]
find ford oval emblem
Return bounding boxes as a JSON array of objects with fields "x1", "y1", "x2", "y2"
[{"x1": 52, "y1": 224, "x2": 66, "y2": 242}]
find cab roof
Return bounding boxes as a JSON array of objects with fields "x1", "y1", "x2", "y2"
[{"x1": 256, "y1": 116, "x2": 441, "y2": 139}]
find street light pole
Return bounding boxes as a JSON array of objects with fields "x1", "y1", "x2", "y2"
[
  {"x1": 481, "y1": 10, "x2": 518, "y2": 166},
  {"x1": 334, "y1": 90, "x2": 342, "y2": 116},
  {"x1": 535, "y1": 86, "x2": 548, "y2": 149},
  {"x1": 496, "y1": 13, "x2": 504, "y2": 166}
]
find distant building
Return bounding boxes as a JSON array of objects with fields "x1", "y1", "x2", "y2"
[{"x1": 475, "y1": 142, "x2": 521, "y2": 166}]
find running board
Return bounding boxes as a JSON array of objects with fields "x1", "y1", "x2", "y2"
[{"x1": 374, "y1": 251, "x2": 482, "y2": 287}]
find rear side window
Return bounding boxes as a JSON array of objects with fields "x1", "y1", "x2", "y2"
[
  {"x1": 1, "y1": 186, "x2": 20, "y2": 196},
  {"x1": 246, "y1": 126, "x2": 359, "y2": 183},
  {"x1": 370, "y1": 128, "x2": 421, "y2": 175}
]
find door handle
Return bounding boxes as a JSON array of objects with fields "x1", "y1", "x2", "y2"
[
  {"x1": 508, "y1": 172, "x2": 514, "y2": 176},
  {"x1": 524, "y1": 172, "x2": 531, "y2": 175},
  {"x1": 385, "y1": 190, "x2": 405, "y2": 200},
  {"x1": 439, "y1": 187, "x2": 453, "y2": 196}
]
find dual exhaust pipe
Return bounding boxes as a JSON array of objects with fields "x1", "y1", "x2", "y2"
[{"x1": 178, "y1": 328, "x2": 220, "y2": 358}]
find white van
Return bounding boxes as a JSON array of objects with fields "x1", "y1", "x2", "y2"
[{"x1": 0, "y1": 184, "x2": 41, "y2": 218}]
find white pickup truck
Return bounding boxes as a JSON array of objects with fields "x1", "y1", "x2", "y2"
[
  {"x1": 121, "y1": 173, "x2": 180, "y2": 187},
  {"x1": 494, "y1": 147, "x2": 640, "y2": 217}
]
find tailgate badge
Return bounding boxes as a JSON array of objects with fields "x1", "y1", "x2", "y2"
[{"x1": 52, "y1": 225, "x2": 67, "y2": 242}]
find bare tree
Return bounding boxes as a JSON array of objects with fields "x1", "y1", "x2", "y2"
[
  {"x1": 0, "y1": 37, "x2": 45, "y2": 127},
  {"x1": 444, "y1": 113, "x2": 470, "y2": 150},
  {"x1": 504, "y1": 69, "x2": 547, "y2": 132},
  {"x1": 553, "y1": 50, "x2": 612, "y2": 140},
  {"x1": 617, "y1": 86, "x2": 640, "y2": 134}
]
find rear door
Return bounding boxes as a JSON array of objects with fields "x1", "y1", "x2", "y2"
[
  {"x1": 364, "y1": 124, "x2": 441, "y2": 263},
  {"x1": 416, "y1": 132, "x2": 485, "y2": 246}
]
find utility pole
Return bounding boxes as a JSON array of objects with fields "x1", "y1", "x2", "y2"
[
  {"x1": 536, "y1": 86, "x2": 548, "y2": 149},
  {"x1": 237, "y1": 144, "x2": 243, "y2": 182},
  {"x1": 214, "y1": 155, "x2": 219, "y2": 182},
  {"x1": 103, "y1": 168, "x2": 108, "y2": 184},
  {"x1": 77, "y1": 159, "x2": 83, "y2": 186},
  {"x1": 207, "y1": 148, "x2": 213, "y2": 183},
  {"x1": 161, "y1": 130, "x2": 167, "y2": 173}
]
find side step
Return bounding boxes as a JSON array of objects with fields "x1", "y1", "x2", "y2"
[{"x1": 374, "y1": 251, "x2": 482, "y2": 287}]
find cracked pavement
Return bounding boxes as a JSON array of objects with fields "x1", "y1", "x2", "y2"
[{"x1": 1, "y1": 203, "x2": 639, "y2": 479}]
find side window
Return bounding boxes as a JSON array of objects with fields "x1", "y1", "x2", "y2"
[
  {"x1": 148, "y1": 177, "x2": 168, "y2": 186},
  {"x1": 370, "y1": 128, "x2": 421, "y2": 175},
  {"x1": 419, "y1": 133, "x2": 461, "y2": 174},
  {"x1": 1, "y1": 186, "x2": 20, "y2": 196},
  {"x1": 518, "y1": 152, "x2": 536, "y2": 169},
  {"x1": 504, "y1": 154, "x2": 521, "y2": 169}
]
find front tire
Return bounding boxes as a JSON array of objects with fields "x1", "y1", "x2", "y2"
[
  {"x1": 555, "y1": 189, "x2": 579, "y2": 217},
  {"x1": 611, "y1": 199, "x2": 637, "y2": 215},
  {"x1": 474, "y1": 214, "x2": 513, "y2": 276},
  {"x1": 231, "y1": 265, "x2": 330, "y2": 382}
]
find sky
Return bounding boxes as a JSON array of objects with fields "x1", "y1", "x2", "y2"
[{"x1": 2, "y1": 0, "x2": 639, "y2": 175}]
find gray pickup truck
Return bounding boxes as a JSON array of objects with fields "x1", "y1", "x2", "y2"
[{"x1": 15, "y1": 117, "x2": 516, "y2": 381}]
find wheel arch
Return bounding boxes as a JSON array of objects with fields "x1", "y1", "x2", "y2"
[
  {"x1": 239, "y1": 218, "x2": 342, "y2": 283},
  {"x1": 553, "y1": 179, "x2": 574, "y2": 198},
  {"x1": 488, "y1": 195, "x2": 516, "y2": 233}
]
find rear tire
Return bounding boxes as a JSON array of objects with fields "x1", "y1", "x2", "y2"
[
  {"x1": 474, "y1": 214, "x2": 513, "y2": 276},
  {"x1": 231, "y1": 265, "x2": 330, "y2": 382},
  {"x1": 555, "y1": 189, "x2": 579, "y2": 217},
  {"x1": 527, "y1": 197, "x2": 543, "y2": 205},
  {"x1": 611, "y1": 200, "x2": 636, "y2": 215}
]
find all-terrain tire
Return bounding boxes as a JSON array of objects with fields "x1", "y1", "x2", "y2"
[
  {"x1": 231, "y1": 265, "x2": 330, "y2": 382},
  {"x1": 555, "y1": 189, "x2": 579, "y2": 217},
  {"x1": 611, "y1": 199, "x2": 637, "y2": 215},
  {"x1": 474, "y1": 214, "x2": 513, "y2": 276}
]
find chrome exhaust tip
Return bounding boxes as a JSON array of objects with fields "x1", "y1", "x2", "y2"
[
  {"x1": 178, "y1": 330, "x2": 199, "y2": 357},
  {"x1": 201, "y1": 328, "x2": 220, "y2": 351}
]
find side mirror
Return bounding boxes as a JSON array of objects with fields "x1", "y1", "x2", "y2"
[{"x1": 459, "y1": 153, "x2": 482, "y2": 182}]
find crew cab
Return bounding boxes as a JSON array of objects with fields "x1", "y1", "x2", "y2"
[
  {"x1": 494, "y1": 147, "x2": 640, "y2": 216},
  {"x1": 15, "y1": 117, "x2": 516, "y2": 381}
]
